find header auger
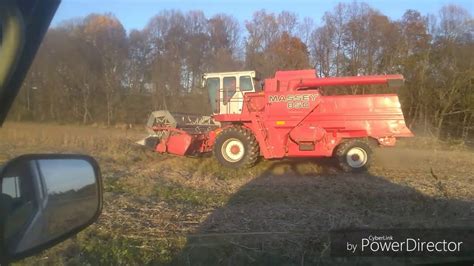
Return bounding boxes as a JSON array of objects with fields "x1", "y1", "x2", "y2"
[{"x1": 139, "y1": 69, "x2": 413, "y2": 172}]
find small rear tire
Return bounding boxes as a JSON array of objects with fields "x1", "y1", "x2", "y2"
[
  {"x1": 335, "y1": 140, "x2": 372, "y2": 172},
  {"x1": 213, "y1": 126, "x2": 259, "y2": 168}
]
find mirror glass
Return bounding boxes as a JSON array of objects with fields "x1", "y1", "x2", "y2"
[{"x1": 1, "y1": 157, "x2": 99, "y2": 256}]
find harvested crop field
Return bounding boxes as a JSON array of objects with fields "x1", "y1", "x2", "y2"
[{"x1": 1, "y1": 122, "x2": 473, "y2": 265}]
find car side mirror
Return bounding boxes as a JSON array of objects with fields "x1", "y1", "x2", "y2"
[{"x1": 0, "y1": 154, "x2": 102, "y2": 263}]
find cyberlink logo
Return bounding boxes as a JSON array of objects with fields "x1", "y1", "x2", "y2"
[
  {"x1": 346, "y1": 235, "x2": 463, "y2": 254},
  {"x1": 268, "y1": 94, "x2": 318, "y2": 109}
]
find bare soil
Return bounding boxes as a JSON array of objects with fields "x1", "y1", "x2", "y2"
[{"x1": 1, "y1": 123, "x2": 473, "y2": 265}]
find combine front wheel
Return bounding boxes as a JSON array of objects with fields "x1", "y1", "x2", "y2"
[
  {"x1": 335, "y1": 140, "x2": 372, "y2": 172},
  {"x1": 213, "y1": 127, "x2": 259, "y2": 168}
]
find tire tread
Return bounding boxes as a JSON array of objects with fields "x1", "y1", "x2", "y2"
[
  {"x1": 213, "y1": 126, "x2": 259, "y2": 168},
  {"x1": 335, "y1": 139, "x2": 372, "y2": 172}
]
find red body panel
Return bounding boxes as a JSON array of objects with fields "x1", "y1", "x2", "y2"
[
  {"x1": 153, "y1": 127, "x2": 213, "y2": 155},
  {"x1": 214, "y1": 69, "x2": 413, "y2": 159},
  {"x1": 152, "y1": 69, "x2": 413, "y2": 159},
  {"x1": 154, "y1": 127, "x2": 193, "y2": 155}
]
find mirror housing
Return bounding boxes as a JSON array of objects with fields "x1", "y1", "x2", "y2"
[
  {"x1": 0, "y1": 0, "x2": 61, "y2": 126},
  {"x1": 0, "y1": 154, "x2": 102, "y2": 262}
]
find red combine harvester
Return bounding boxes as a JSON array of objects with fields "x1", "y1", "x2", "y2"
[{"x1": 139, "y1": 69, "x2": 413, "y2": 172}]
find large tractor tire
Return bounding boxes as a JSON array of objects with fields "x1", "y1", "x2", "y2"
[
  {"x1": 335, "y1": 140, "x2": 372, "y2": 173},
  {"x1": 213, "y1": 126, "x2": 259, "y2": 168}
]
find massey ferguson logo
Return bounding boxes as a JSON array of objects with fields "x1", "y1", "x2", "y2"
[{"x1": 268, "y1": 94, "x2": 318, "y2": 109}]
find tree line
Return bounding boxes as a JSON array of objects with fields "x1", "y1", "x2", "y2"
[{"x1": 8, "y1": 2, "x2": 474, "y2": 140}]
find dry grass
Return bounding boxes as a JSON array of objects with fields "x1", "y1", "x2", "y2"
[
  {"x1": 0, "y1": 122, "x2": 145, "y2": 156},
  {"x1": 1, "y1": 122, "x2": 473, "y2": 265}
]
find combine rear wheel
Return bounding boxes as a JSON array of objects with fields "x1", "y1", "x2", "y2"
[
  {"x1": 213, "y1": 127, "x2": 259, "y2": 168},
  {"x1": 335, "y1": 140, "x2": 372, "y2": 172}
]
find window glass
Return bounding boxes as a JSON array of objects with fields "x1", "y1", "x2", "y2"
[
  {"x1": 239, "y1": 76, "x2": 253, "y2": 91},
  {"x1": 254, "y1": 78, "x2": 262, "y2": 92},
  {"x1": 206, "y1": 78, "x2": 220, "y2": 113},
  {"x1": 2, "y1": 161, "x2": 37, "y2": 241},
  {"x1": 223, "y1": 77, "x2": 236, "y2": 104},
  {"x1": 2, "y1": 176, "x2": 21, "y2": 198}
]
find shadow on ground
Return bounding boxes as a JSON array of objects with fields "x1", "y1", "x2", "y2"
[{"x1": 171, "y1": 159, "x2": 474, "y2": 265}]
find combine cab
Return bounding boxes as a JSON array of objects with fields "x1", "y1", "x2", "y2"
[{"x1": 139, "y1": 69, "x2": 413, "y2": 172}]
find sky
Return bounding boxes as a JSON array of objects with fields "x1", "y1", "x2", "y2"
[
  {"x1": 52, "y1": 0, "x2": 474, "y2": 32},
  {"x1": 39, "y1": 159, "x2": 96, "y2": 194}
]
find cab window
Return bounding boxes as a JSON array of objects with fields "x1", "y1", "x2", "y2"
[
  {"x1": 223, "y1": 77, "x2": 236, "y2": 104},
  {"x1": 239, "y1": 76, "x2": 253, "y2": 91},
  {"x1": 206, "y1": 78, "x2": 220, "y2": 113}
]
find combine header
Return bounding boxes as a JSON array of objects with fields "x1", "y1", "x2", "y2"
[{"x1": 140, "y1": 69, "x2": 413, "y2": 172}]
